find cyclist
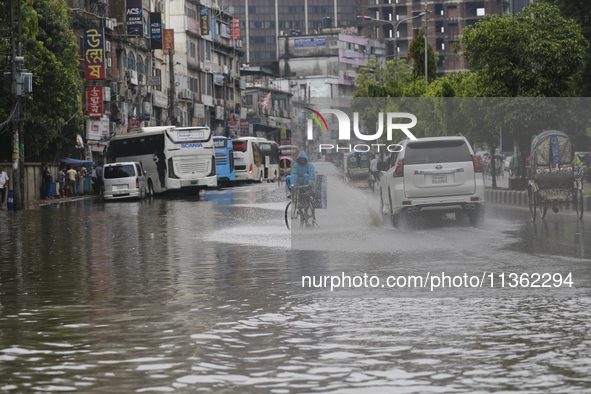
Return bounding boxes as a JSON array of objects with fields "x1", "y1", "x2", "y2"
[
  {"x1": 286, "y1": 152, "x2": 315, "y2": 196},
  {"x1": 370, "y1": 154, "x2": 379, "y2": 182}
]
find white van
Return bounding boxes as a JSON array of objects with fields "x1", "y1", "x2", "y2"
[{"x1": 102, "y1": 162, "x2": 147, "y2": 200}]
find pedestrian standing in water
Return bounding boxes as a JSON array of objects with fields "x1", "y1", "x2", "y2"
[
  {"x1": 58, "y1": 167, "x2": 66, "y2": 198},
  {"x1": 42, "y1": 164, "x2": 51, "y2": 199},
  {"x1": 66, "y1": 166, "x2": 77, "y2": 197},
  {"x1": 0, "y1": 166, "x2": 8, "y2": 209}
]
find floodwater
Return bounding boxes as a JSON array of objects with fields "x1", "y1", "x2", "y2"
[{"x1": 1, "y1": 179, "x2": 591, "y2": 393}]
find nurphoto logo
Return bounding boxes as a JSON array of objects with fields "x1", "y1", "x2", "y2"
[{"x1": 305, "y1": 108, "x2": 418, "y2": 153}]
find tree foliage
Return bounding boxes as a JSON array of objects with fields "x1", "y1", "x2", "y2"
[
  {"x1": 0, "y1": 0, "x2": 83, "y2": 162},
  {"x1": 455, "y1": 2, "x2": 589, "y2": 97},
  {"x1": 407, "y1": 28, "x2": 438, "y2": 82},
  {"x1": 539, "y1": 0, "x2": 591, "y2": 97}
]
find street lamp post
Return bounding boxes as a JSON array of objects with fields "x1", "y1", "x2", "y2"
[{"x1": 358, "y1": 12, "x2": 427, "y2": 81}]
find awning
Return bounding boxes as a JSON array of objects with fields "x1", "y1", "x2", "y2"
[{"x1": 59, "y1": 158, "x2": 95, "y2": 168}]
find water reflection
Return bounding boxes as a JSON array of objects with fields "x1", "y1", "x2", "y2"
[{"x1": 0, "y1": 185, "x2": 590, "y2": 392}]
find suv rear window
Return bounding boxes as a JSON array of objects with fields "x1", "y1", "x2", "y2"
[
  {"x1": 404, "y1": 140, "x2": 472, "y2": 165},
  {"x1": 104, "y1": 164, "x2": 135, "y2": 179}
]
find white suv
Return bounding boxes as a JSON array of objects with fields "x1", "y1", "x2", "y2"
[{"x1": 378, "y1": 136, "x2": 485, "y2": 226}]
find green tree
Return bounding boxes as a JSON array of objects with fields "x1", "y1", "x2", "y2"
[
  {"x1": 0, "y1": 0, "x2": 83, "y2": 162},
  {"x1": 539, "y1": 0, "x2": 591, "y2": 96},
  {"x1": 455, "y1": 2, "x2": 588, "y2": 97},
  {"x1": 407, "y1": 28, "x2": 438, "y2": 82}
]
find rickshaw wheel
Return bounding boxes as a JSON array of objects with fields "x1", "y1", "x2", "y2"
[
  {"x1": 528, "y1": 187, "x2": 537, "y2": 222},
  {"x1": 575, "y1": 189, "x2": 584, "y2": 220}
]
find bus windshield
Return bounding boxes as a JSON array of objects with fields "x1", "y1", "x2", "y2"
[{"x1": 167, "y1": 128, "x2": 211, "y2": 144}]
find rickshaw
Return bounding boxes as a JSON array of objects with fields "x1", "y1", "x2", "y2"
[
  {"x1": 345, "y1": 151, "x2": 370, "y2": 187},
  {"x1": 528, "y1": 130, "x2": 583, "y2": 222}
]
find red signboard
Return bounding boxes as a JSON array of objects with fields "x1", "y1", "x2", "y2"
[
  {"x1": 129, "y1": 118, "x2": 140, "y2": 129},
  {"x1": 87, "y1": 86, "x2": 103, "y2": 117},
  {"x1": 240, "y1": 119, "x2": 249, "y2": 136},
  {"x1": 84, "y1": 28, "x2": 106, "y2": 80},
  {"x1": 231, "y1": 18, "x2": 240, "y2": 40},
  {"x1": 163, "y1": 29, "x2": 175, "y2": 55}
]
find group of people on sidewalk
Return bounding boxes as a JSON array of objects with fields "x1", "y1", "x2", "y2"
[{"x1": 43, "y1": 164, "x2": 103, "y2": 199}]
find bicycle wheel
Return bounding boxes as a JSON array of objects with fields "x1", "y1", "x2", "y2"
[
  {"x1": 528, "y1": 187, "x2": 537, "y2": 222},
  {"x1": 285, "y1": 202, "x2": 291, "y2": 230},
  {"x1": 575, "y1": 189, "x2": 584, "y2": 220},
  {"x1": 290, "y1": 192, "x2": 299, "y2": 220}
]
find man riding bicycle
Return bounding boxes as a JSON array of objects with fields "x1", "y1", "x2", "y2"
[{"x1": 286, "y1": 152, "x2": 315, "y2": 196}]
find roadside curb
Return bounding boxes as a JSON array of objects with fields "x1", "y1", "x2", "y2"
[{"x1": 485, "y1": 188, "x2": 591, "y2": 211}]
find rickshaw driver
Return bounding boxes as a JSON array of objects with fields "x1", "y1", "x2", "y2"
[{"x1": 285, "y1": 152, "x2": 316, "y2": 197}]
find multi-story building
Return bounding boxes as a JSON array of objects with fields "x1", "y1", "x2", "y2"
[
  {"x1": 227, "y1": 0, "x2": 358, "y2": 64},
  {"x1": 168, "y1": 0, "x2": 243, "y2": 135},
  {"x1": 241, "y1": 68, "x2": 292, "y2": 144},
  {"x1": 277, "y1": 28, "x2": 385, "y2": 102},
  {"x1": 356, "y1": 0, "x2": 533, "y2": 76},
  {"x1": 67, "y1": 0, "x2": 243, "y2": 160}
]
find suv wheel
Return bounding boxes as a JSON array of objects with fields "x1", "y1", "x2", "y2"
[{"x1": 468, "y1": 208, "x2": 485, "y2": 227}]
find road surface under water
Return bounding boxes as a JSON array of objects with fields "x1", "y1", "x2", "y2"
[{"x1": 0, "y1": 179, "x2": 590, "y2": 392}]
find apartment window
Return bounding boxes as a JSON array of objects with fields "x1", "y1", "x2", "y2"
[
  {"x1": 138, "y1": 55, "x2": 144, "y2": 75},
  {"x1": 245, "y1": 95, "x2": 253, "y2": 105},
  {"x1": 128, "y1": 52, "x2": 135, "y2": 70},
  {"x1": 122, "y1": 50, "x2": 127, "y2": 69},
  {"x1": 201, "y1": 73, "x2": 212, "y2": 96},
  {"x1": 189, "y1": 77, "x2": 198, "y2": 92},
  {"x1": 190, "y1": 42, "x2": 196, "y2": 58}
]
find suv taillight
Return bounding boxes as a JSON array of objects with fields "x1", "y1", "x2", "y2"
[
  {"x1": 249, "y1": 164, "x2": 253, "y2": 174},
  {"x1": 472, "y1": 155, "x2": 482, "y2": 173},
  {"x1": 394, "y1": 159, "x2": 404, "y2": 177},
  {"x1": 136, "y1": 177, "x2": 139, "y2": 188}
]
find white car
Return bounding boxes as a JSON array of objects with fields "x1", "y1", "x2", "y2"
[
  {"x1": 378, "y1": 136, "x2": 485, "y2": 226},
  {"x1": 102, "y1": 162, "x2": 147, "y2": 200}
]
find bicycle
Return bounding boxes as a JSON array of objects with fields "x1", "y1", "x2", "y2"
[{"x1": 285, "y1": 185, "x2": 317, "y2": 230}]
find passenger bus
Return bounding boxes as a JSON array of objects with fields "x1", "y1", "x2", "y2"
[
  {"x1": 213, "y1": 136, "x2": 235, "y2": 186},
  {"x1": 231, "y1": 137, "x2": 264, "y2": 183},
  {"x1": 254, "y1": 139, "x2": 280, "y2": 182},
  {"x1": 107, "y1": 126, "x2": 217, "y2": 195},
  {"x1": 279, "y1": 145, "x2": 299, "y2": 176}
]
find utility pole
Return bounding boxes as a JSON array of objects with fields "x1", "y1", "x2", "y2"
[
  {"x1": 424, "y1": 0, "x2": 428, "y2": 83},
  {"x1": 168, "y1": 50, "x2": 176, "y2": 126},
  {"x1": 10, "y1": 0, "x2": 23, "y2": 210}
]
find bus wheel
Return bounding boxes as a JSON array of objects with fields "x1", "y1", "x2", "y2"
[{"x1": 148, "y1": 180, "x2": 155, "y2": 197}]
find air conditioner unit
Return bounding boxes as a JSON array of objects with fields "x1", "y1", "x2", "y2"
[
  {"x1": 126, "y1": 90, "x2": 133, "y2": 101},
  {"x1": 103, "y1": 86, "x2": 111, "y2": 101},
  {"x1": 105, "y1": 19, "x2": 115, "y2": 30},
  {"x1": 234, "y1": 40, "x2": 242, "y2": 48},
  {"x1": 279, "y1": 31, "x2": 286, "y2": 36},
  {"x1": 105, "y1": 41, "x2": 111, "y2": 52},
  {"x1": 140, "y1": 121, "x2": 150, "y2": 127},
  {"x1": 156, "y1": 1, "x2": 163, "y2": 13},
  {"x1": 109, "y1": 122, "x2": 116, "y2": 132},
  {"x1": 107, "y1": 58, "x2": 112, "y2": 68}
]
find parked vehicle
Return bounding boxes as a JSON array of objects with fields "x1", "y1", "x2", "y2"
[
  {"x1": 528, "y1": 130, "x2": 583, "y2": 221},
  {"x1": 213, "y1": 136, "x2": 235, "y2": 186},
  {"x1": 102, "y1": 162, "x2": 147, "y2": 200},
  {"x1": 254, "y1": 139, "x2": 280, "y2": 182},
  {"x1": 107, "y1": 126, "x2": 217, "y2": 195},
  {"x1": 377, "y1": 136, "x2": 485, "y2": 227},
  {"x1": 232, "y1": 137, "x2": 264, "y2": 183}
]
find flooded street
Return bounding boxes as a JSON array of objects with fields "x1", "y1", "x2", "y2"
[{"x1": 1, "y1": 180, "x2": 591, "y2": 392}]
